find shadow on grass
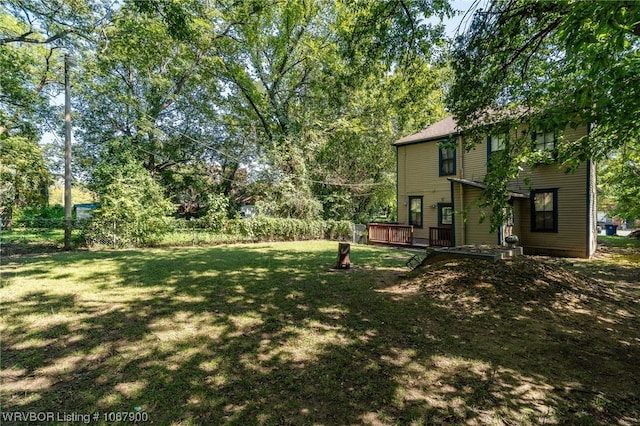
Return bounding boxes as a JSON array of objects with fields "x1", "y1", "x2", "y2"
[
  {"x1": 1, "y1": 242, "x2": 639, "y2": 425},
  {"x1": 0, "y1": 228, "x2": 86, "y2": 257}
]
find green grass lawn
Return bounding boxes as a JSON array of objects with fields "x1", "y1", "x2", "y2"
[
  {"x1": 1, "y1": 228, "x2": 66, "y2": 251},
  {"x1": 598, "y1": 234, "x2": 640, "y2": 249},
  {"x1": 1, "y1": 241, "x2": 638, "y2": 425}
]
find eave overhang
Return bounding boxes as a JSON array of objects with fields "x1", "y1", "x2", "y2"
[{"x1": 447, "y1": 177, "x2": 529, "y2": 199}]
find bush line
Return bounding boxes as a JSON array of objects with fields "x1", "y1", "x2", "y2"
[{"x1": 171, "y1": 217, "x2": 354, "y2": 243}]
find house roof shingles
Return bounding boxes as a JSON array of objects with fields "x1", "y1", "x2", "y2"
[{"x1": 394, "y1": 116, "x2": 460, "y2": 146}]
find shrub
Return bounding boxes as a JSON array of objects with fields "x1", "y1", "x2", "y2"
[
  {"x1": 10, "y1": 205, "x2": 67, "y2": 229},
  {"x1": 201, "y1": 193, "x2": 230, "y2": 232},
  {"x1": 220, "y1": 216, "x2": 352, "y2": 242},
  {"x1": 324, "y1": 219, "x2": 353, "y2": 240},
  {"x1": 85, "y1": 161, "x2": 173, "y2": 247},
  {"x1": 82, "y1": 214, "x2": 354, "y2": 248},
  {"x1": 15, "y1": 204, "x2": 65, "y2": 220}
]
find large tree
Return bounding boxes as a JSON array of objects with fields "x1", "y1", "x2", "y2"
[
  {"x1": 0, "y1": 136, "x2": 50, "y2": 221},
  {"x1": 208, "y1": 0, "x2": 451, "y2": 219},
  {"x1": 0, "y1": 0, "x2": 109, "y2": 136},
  {"x1": 77, "y1": 0, "x2": 451, "y2": 221},
  {"x1": 75, "y1": 0, "x2": 260, "y2": 216},
  {"x1": 0, "y1": 10, "x2": 58, "y2": 138},
  {"x1": 0, "y1": 9, "x2": 59, "y2": 220},
  {"x1": 599, "y1": 143, "x2": 640, "y2": 222},
  {"x1": 448, "y1": 0, "x2": 640, "y2": 227},
  {"x1": 310, "y1": 60, "x2": 448, "y2": 221},
  {"x1": 0, "y1": 1, "x2": 109, "y2": 221}
]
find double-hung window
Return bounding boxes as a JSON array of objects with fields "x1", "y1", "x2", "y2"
[
  {"x1": 409, "y1": 196, "x2": 423, "y2": 228},
  {"x1": 490, "y1": 134, "x2": 506, "y2": 153},
  {"x1": 439, "y1": 148, "x2": 456, "y2": 176},
  {"x1": 534, "y1": 131, "x2": 556, "y2": 152},
  {"x1": 531, "y1": 189, "x2": 558, "y2": 232},
  {"x1": 487, "y1": 134, "x2": 507, "y2": 165}
]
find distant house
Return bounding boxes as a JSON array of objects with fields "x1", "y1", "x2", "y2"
[
  {"x1": 240, "y1": 205, "x2": 257, "y2": 218},
  {"x1": 380, "y1": 116, "x2": 597, "y2": 258},
  {"x1": 73, "y1": 203, "x2": 98, "y2": 220}
]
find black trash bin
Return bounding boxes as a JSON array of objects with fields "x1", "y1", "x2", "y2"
[{"x1": 605, "y1": 224, "x2": 618, "y2": 236}]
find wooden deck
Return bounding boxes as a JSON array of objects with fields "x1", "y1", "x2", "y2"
[
  {"x1": 367, "y1": 223, "x2": 414, "y2": 246},
  {"x1": 367, "y1": 224, "x2": 454, "y2": 247}
]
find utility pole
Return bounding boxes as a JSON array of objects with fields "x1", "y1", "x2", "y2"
[{"x1": 64, "y1": 53, "x2": 72, "y2": 250}]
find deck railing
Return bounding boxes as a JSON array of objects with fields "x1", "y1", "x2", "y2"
[
  {"x1": 429, "y1": 227, "x2": 453, "y2": 247},
  {"x1": 367, "y1": 223, "x2": 414, "y2": 246}
]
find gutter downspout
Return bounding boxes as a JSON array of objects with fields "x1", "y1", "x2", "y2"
[
  {"x1": 586, "y1": 122, "x2": 596, "y2": 258},
  {"x1": 395, "y1": 145, "x2": 399, "y2": 224},
  {"x1": 458, "y1": 134, "x2": 466, "y2": 245}
]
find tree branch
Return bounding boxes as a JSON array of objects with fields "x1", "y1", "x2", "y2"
[
  {"x1": 398, "y1": 0, "x2": 416, "y2": 53},
  {"x1": 500, "y1": 16, "x2": 562, "y2": 75},
  {"x1": 160, "y1": 49, "x2": 204, "y2": 112},
  {"x1": 0, "y1": 29, "x2": 74, "y2": 46},
  {"x1": 225, "y1": 63, "x2": 273, "y2": 142}
]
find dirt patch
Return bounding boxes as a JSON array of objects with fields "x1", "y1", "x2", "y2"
[{"x1": 386, "y1": 247, "x2": 640, "y2": 424}]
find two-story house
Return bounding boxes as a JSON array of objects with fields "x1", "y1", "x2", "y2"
[{"x1": 392, "y1": 115, "x2": 597, "y2": 258}]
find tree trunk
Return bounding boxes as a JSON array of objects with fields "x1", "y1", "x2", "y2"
[{"x1": 336, "y1": 242, "x2": 350, "y2": 269}]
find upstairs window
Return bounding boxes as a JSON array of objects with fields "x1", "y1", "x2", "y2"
[
  {"x1": 439, "y1": 148, "x2": 456, "y2": 176},
  {"x1": 487, "y1": 134, "x2": 507, "y2": 165},
  {"x1": 489, "y1": 134, "x2": 506, "y2": 153},
  {"x1": 531, "y1": 189, "x2": 558, "y2": 232},
  {"x1": 534, "y1": 131, "x2": 556, "y2": 151}
]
